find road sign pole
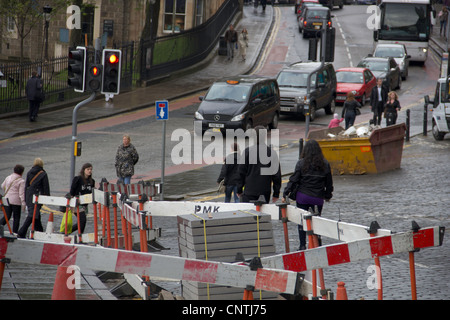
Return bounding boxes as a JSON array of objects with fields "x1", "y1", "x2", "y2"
[
  {"x1": 70, "y1": 92, "x2": 96, "y2": 187},
  {"x1": 160, "y1": 120, "x2": 166, "y2": 201},
  {"x1": 155, "y1": 100, "x2": 169, "y2": 200}
]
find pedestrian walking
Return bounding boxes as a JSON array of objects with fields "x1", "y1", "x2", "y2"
[
  {"x1": 282, "y1": 139, "x2": 333, "y2": 250},
  {"x1": 439, "y1": 6, "x2": 448, "y2": 37},
  {"x1": 239, "y1": 28, "x2": 249, "y2": 62},
  {"x1": 341, "y1": 92, "x2": 361, "y2": 129},
  {"x1": 237, "y1": 126, "x2": 281, "y2": 204},
  {"x1": 384, "y1": 91, "x2": 401, "y2": 126},
  {"x1": 115, "y1": 134, "x2": 139, "y2": 185},
  {"x1": 370, "y1": 78, "x2": 388, "y2": 126},
  {"x1": 17, "y1": 158, "x2": 50, "y2": 238},
  {"x1": 25, "y1": 71, "x2": 44, "y2": 122},
  {"x1": 70, "y1": 163, "x2": 95, "y2": 234},
  {"x1": 0, "y1": 165, "x2": 26, "y2": 234},
  {"x1": 224, "y1": 24, "x2": 238, "y2": 61},
  {"x1": 217, "y1": 143, "x2": 241, "y2": 203},
  {"x1": 260, "y1": 0, "x2": 267, "y2": 11},
  {"x1": 328, "y1": 113, "x2": 344, "y2": 129}
]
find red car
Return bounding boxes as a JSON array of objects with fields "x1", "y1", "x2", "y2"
[{"x1": 336, "y1": 67, "x2": 377, "y2": 105}]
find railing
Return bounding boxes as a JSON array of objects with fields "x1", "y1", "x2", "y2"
[
  {"x1": 139, "y1": 0, "x2": 239, "y2": 82},
  {"x1": 0, "y1": 57, "x2": 89, "y2": 114}
]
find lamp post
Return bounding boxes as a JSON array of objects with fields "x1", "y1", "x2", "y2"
[{"x1": 43, "y1": 5, "x2": 53, "y2": 60}]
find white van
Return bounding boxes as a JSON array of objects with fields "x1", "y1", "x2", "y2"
[{"x1": 425, "y1": 77, "x2": 450, "y2": 140}]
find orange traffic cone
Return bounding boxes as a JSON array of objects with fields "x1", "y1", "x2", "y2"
[
  {"x1": 51, "y1": 236, "x2": 76, "y2": 300},
  {"x1": 51, "y1": 265, "x2": 76, "y2": 300},
  {"x1": 46, "y1": 212, "x2": 54, "y2": 233},
  {"x1": 336, "y1": 281, "x2": 348, "y2": 300}
]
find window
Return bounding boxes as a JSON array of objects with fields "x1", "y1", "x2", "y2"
[
  {"x1": 195, "y1": 0, "x2": 204, "y2": 26},
  {"x1": 164, "y1": 0, "x2": 186, "y2": 33},
  {"x1": 7, "y1": 17, "x2": 15, "y2": 32}
]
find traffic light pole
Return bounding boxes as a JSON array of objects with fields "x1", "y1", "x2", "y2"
[
  {"x1": 305, "y1": 21, "x2": 329, "y2": 140},
  {"x1": 70, "y1": 92, "x2": 96, "y2": 187}
]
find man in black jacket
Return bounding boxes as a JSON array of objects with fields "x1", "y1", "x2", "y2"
[
  {"x1": 17, "y1": 158, "x2": 50, "y2": 238},
  {"x1": 25, "y1": 71, "x2": 43, "y2": 122},
  {"x1": 370, "y1": 78, "x2": 388, "y2": 126},
  {"x1": 237, "y1": 126, "x2": 281, "y2": 204}
]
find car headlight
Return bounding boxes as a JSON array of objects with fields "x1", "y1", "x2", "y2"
[
  {"x1": 231, "y1": 113, "x2": 246, "y2": 121},
  {"x1": 195, "y1": 111, "x2": 204, "y2": 120},
  {"x1": 295, "y1": 96, "x2": 309, "y2": 105}
]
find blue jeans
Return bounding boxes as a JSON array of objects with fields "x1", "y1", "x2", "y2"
[
  {"x1": 119, "y1": 176, "x2": 131, "y2": 184},
  {"x1": 225, "y1": 185, "x2": 239, "y2": 203}
]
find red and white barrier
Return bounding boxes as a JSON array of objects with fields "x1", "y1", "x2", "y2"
[
  {"x1": 260, "y1": 226, "x2": 444, "y2": 273},
  {"x1": 0, "y1": 237, "x2": 300, "y2": 295}
]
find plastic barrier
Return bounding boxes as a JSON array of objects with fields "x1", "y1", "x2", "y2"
[{"x1": 0, "y1": 235, "x2": 302, "y2": 296}]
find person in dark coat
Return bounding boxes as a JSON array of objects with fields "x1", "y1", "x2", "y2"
[
  {"x1": 341, "y1": 92, "x2": 361, "y2": 129},
  {"x1": 25, "y1": 71, "x2": 43, "y2": 122},
  {"x1": 224, "y1": 24, "x2": 238, "y2": 61},
  {"x1": 384, "y1": 91, "x2": 401, "y2": 126},
  {"x1": 17, "y1": 158, "x2": 50, "y2": 238},
  {"x1": 370, "y1": 78, "x2": 388, "y2": 126},
  {"x1": 282, "y1": 140, "x2": 333, "y2": 250},
  {"x1": 217, "y1": 143, "x2": 241, "y2": 203},
  {"x1": 70, "y1": 163, "x2": 95, "y2": 234},
  {"x1": 237, "y1": 126, "x2": 281, "y2": 204}
]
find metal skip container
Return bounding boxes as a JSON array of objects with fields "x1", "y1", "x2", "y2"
[{"x1": 307, "y1": 123, "x2": 407, "y2": 175}]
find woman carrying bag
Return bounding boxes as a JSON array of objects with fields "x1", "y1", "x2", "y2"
[{"x1": 282, "y1": 140, "x2": 334, "y2": 250}]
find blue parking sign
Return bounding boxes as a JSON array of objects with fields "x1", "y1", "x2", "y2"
[{"x1": 156, "y1": 100, "x2": 169, "y2": 120}]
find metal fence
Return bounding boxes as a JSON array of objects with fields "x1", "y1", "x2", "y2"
[
  {"x1": 0, "y1": 57, "x2": 88, "y2": 114},
  {"x1": 139, "y1": 0, "x2": 239, "y2": 82}
]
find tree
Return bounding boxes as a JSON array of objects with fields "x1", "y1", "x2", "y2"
[{"x1": 0, "y1": 0, "x2": 70, "y2": 63}]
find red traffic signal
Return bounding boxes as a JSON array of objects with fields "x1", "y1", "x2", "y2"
[
  {"x1": 86, "y1": 64, "x2": 102, "y2": 92},
  {"x1": 109, "y1": 54, "x2": 119, "y2": 64},
  {"x1": 102, "y1": 49, "x2": 121, "y2": 95}
]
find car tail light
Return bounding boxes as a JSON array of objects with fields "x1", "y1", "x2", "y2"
[{"x1": 304, "y1": 20, "x2": 307, "y2": 26}]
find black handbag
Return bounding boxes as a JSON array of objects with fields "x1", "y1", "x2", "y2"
[
  {"x1": 35, "y1": 89, "x2": 45, "y2": 103},
  {"x1": 288, "y1": 183, "x2": 299, "y2": 201}
]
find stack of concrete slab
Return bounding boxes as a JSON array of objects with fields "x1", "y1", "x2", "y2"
[{"x1": 177, "y1": 210, "x2": 278, "y2": 300}]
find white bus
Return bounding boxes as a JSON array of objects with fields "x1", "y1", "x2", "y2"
[{"x1": 373, "y1": 0, "x2": 433, "y2": 63}]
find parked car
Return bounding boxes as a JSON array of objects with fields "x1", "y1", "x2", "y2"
[
  {"x1": 318, "y1": 0, "x2": 344, "y2": 9},
  {"x1": 357, "y1": 56, "x2": 401, "y2": 91},
  {"x1": 194, "y1": 76, "x2": 280, "y2": 134},
  {"x1": 300, "y1": 6, "x2": 332, "y2": 38},
  {"x1": 276, "y1": 61, "x2": 337, "y2": 121},
  {"x1": 356, "y1": 0, "x2": 376, "y2": 4},
  {"x1": 296, "y1": 0, "x2": 320, "y2": 18},
  {"x1": 336, "y1": 67, "x2": 377, "y2": 105},
  {"x1": 373, "y1": 43, "x2": 410, "y2": 80}
]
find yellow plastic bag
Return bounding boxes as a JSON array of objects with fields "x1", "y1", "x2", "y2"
[{"x1": 59, "y1": 209, "x2": 73, "y2": 234}]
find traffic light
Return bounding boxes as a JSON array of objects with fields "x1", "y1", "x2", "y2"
[
  {"x1": 324, "y1": 27, "x2": 335, "y2": 62},
  {"x1": 308, "y1": 38, "x2": 318, "y2": 61},
  {"x1": 86, "y1": 63, "x2": 102, "y2": 92},
  {"x1": 68, "y1": 46, "x2": 86, "y2": 92},
  {"x1": 101, "y1": 49, "x2": 121, "y2": 95}
]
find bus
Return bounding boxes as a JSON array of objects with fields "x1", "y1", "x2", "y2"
[{"x1": 373, "y1": 0, "x2": 433, "y2": 63}]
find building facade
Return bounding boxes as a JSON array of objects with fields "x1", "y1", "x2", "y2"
[{"x1": 0, "y1": 0, "x2": 227, "y2": 62}]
